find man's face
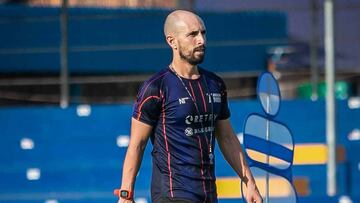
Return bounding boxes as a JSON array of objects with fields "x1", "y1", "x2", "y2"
[{"x1": 176, "y1": 19, "x2": 206, "y2": 65}]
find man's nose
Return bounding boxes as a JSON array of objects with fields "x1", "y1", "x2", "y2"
[{"x1": 196, "y1": 33, "x2": 206, "y2": 45}]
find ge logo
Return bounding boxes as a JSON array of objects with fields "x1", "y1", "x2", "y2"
[{"x1": 184, "y1": 127, "x2": 193, "y2": 136}]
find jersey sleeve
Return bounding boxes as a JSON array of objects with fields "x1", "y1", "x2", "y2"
[
  {"x1": 132, "y1": 81, "x2": 162, "y2": 126},
  {"x1": 217, "y1": 79, "x2": 231, "y2": 120}
]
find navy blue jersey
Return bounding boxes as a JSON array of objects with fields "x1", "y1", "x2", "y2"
[{"x1": 132, "y1": 67, "x2": 230, "y2": 203}]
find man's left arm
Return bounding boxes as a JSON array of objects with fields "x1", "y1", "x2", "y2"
[{"x1": 215, "y1": 118, "x2": 263, "y2": 203}]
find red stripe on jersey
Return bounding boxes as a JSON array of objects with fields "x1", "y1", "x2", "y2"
[
  {"x1": 137, "y1": 96, "x2": 160, "y2": 120},
  {"x1": 161, "y1": 90, "x2": 174, "y2": 197},
  {"x1": 198, "y1": 81, "x2": 214, "y2": 202},
  {"x1": 197, "y1": 81, "x2": 207, "y2": 112},
  {"x1": 188, "y1": 81, "x2": 197, "y2": 102},
  {"x1": 139, "y1": 71, "x2": 169, "y2": 100}
]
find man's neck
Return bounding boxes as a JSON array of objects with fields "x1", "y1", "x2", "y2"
[{"x1": 170, "y1": 60, "x2": 200, "y2": 79}]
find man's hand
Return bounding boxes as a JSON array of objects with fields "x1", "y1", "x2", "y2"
[
  {"x1": 114, "y1": 189, "x2": 135, "y2": 203},
  {"x1": 215, "y1": 119, "x2": 262, "y2": 203},
  {"x1": 244, "y1": 181, "x2": 263, "y2": 203},
  {"x1": 117, "y1": 198, "x2": 134, "y2": 203}
]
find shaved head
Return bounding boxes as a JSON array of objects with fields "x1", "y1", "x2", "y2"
[
  {"x1": 164, "y1": 10, "x2": 204, "y2": 37},
  {"x1": 164, "y1": 10, "x2": 206, "y2": 66}
]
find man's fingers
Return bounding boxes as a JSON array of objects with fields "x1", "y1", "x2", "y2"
[
  {"x1": 255, "y1": 195, "x2": 263, "y2": 203},
  {"x1": 245, "y1": 195, "x2": 263, "y2": 203},
  {"x1": 246, "y1": 197, "x2": 253, "y2": 203}
]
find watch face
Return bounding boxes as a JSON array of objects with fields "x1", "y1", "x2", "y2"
[{"x1": 120, "y1": 190, "x2": 129, "y2": 198}]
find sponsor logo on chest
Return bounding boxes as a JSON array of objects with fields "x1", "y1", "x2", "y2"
[{"x1": 185, "y1": 114, "x2": 218, "y2": 125}]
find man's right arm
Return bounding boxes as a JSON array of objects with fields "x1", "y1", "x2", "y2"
[{"x1": 118, "y1": 118, "x2": 153, "y2": 203}]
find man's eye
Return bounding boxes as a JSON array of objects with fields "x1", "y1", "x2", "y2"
[{"x1": 188, "y1": 32, "x2": 197, "y2": 37}]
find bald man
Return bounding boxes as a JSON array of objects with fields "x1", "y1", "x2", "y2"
[{"x1": 117, "y1": 10, "x2": 262, "y2": 203}]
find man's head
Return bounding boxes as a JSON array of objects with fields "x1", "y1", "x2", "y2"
[{"x1": 164, "y1": 10, "x2": 206, "y2": 65}]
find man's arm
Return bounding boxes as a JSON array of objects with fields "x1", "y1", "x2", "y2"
[
  {"x1": 215, "y1": 118, "x2": 262, "y2": 203},
  {"x1": 118, "y1": 118, "x2": 153, "y2": 202}
]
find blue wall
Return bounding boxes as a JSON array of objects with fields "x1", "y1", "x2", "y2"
[
  {"x1": 0, "y1": 6, "x2": 287, "y2": 74},
  {"x1": 1, "y1": 99, "x2": 360, "y2": 202}
]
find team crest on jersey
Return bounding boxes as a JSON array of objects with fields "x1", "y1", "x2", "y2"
[
  {"x1": 208, "y1": 93, "x2": 221, "y2": 103},
  {"x1": 184, "y1": 127, "x2": 194, "y2": 136},
  {"x1": 212, "y1": 93, "x2": 221, "y2": 103}
]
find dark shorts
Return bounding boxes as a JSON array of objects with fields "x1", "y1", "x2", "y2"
[{"x1": 155, "y1": 197, "x2": 193, "y2": 203}]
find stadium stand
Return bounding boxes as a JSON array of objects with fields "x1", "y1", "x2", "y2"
[{"x1": 0, "y1": 5, "x2": 287, "y2": 74}]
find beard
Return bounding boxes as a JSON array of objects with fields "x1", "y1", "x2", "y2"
[{"x1": 179, "y1": 45, "x2": 205, "y2": 65}]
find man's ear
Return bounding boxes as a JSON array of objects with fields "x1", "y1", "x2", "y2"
[{"x1": 166, "y1": 35, "x2": 177, "y2": 50}]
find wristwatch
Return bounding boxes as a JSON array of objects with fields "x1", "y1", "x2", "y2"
[{"x1": 119, "y1": 189, "x2": 133, "y2": 200}]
